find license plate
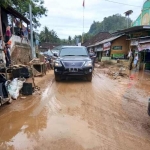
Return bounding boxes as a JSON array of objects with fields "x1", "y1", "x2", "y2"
[{"x1": 69, "y1": 68, "x2": 78, "y2": 72}]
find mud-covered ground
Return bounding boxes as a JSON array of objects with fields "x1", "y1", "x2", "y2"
[{"x1": 0, "y1": 63, "x2": 150, "y2": 150}]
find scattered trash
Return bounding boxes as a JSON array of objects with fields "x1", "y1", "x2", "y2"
[
  {"x1": 95, "y1": 64, "x2": 100, "y2": 68},
  {"x1": 21, "y1": 97, "x2": 26, "y2": 99},
  {"x1": 8, "y1": 78, "x2": 26, "y2": 100}
]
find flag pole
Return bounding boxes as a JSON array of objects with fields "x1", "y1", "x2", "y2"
[{"x1": 82, "y1": 0, "x2": 85, "y2": 43}]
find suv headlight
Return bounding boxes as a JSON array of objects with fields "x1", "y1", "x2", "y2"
[
  {"x1": 84, "y1": 61, "x2": 92, "y2": 67},
  {"x1": 54, "y1": 61, "x2": 62, "y2": 67}
]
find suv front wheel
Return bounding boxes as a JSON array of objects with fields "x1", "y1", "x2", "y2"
[
  {"x1": 86, "y1": 73, "x2": 92, "y2": 82},
  {"x1": 55, "y1": 74, "x2": 61, "y2": 82}
]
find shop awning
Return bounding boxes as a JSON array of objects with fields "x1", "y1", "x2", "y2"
[
  {"x1": 1, "y1": 6, "x2": 30, "y2": 24},
  {"x1": 96, "y1": 47, "x2": 103, "y2": 52},
  {"x1": 138, "y1": 43, "x2": 150, "y2": 51},
  {"x1": 139, "y1": 39, "x2": 150, "y2": 44}
]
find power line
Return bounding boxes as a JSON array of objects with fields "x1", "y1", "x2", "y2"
[{"x1": 104, "y1": 0, "x2": 141, "y2": 7}]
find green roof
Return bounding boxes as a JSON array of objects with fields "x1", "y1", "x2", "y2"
[{"x1": 143, "y1": 0, "x2": 150, "y2": 10}]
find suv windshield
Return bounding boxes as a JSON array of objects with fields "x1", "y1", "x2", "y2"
[{"x1": 60, "y1": 47, "x2": 88, "y2": 57}]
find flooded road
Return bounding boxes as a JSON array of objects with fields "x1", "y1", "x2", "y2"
[{"x1": 0, "y1": 70, "x2": 150, "y2": 150}]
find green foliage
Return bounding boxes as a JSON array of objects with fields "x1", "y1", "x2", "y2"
[
  {"x1": 68, "y1": 36, "x2": 71, "y2": 43},
  {"x1": 83, "y1": 33, "x2": 93, "y2": 43},
  {"x1": 0, "y1": 0, "x2": 12, "y2": 7},
  {"x1": 0, "y1": 0, "x2": 47, "y2": 28},
  {"x1": 89, "y1": 14, "x2": 132, "y2": 35},
  {"x1": 39, "y1": 26, "x2": 60, "y2": 43}
]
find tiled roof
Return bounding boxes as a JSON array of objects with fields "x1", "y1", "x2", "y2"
[
  {"x1": 39, "y1": 42, "x2": 59, "y2": 50},
  {"x1": 88, "y1": 35, "x2": 123, "y2": 47},
  {"x1": 82, "y1": 32, "x2": 112, "y2": 47}
]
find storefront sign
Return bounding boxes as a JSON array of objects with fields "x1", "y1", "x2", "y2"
[
  {"x1": 112, "y1": 46, "x2": 122, "y2": 50},
  {"x1": 96, "y1": 47, "x2": 103, "y2": 51},
  {"x1": 130, "y1": 31, "x2": 150, "y2": 38},
  {"x1": 138, "y1": 43, "x2": 150, "y2": 51},
  {"x1": 103, "y1": 42, "x2": 111, "y2": 51},
  {"x1": 113, "y1": 54, "x2": 124, "y2": 58},
  {"x1": 131, "y1": 40, "x2": 139, "y2": 46}
]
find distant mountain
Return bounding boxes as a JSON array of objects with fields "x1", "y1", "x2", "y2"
[{"x1": 88, "y1": 14, "x2": 132, "y2": 35}]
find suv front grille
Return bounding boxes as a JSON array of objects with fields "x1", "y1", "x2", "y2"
[{"x1": 62, "y1": 61, "x2": 85, "y2": 68}]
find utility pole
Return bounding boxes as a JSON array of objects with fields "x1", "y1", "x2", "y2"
[
  {"x1": 124, "y1": 10, "x2": 133, "y2": 28},
  {"x1": 29, "y1": 3, "x2": 34, "y2": 59}
]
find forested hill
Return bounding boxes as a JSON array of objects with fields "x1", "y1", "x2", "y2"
[{"x1": 88, "y1": 14, "x2": 132, "y2": 35}]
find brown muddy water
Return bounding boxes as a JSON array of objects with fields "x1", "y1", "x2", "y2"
[{"x1": 0, "y1": 70, "x2": 150, "y2": 150}]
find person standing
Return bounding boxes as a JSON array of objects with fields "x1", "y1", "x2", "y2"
[
  {"x1": 89, "y1": 49, "x2": 96, "y2": 67},
  {"x1": 133, "y1": 54, "x2": 138, "y2": 69},
  {"x1": 0, "y1": 35, "x2": 6, "y2": 66},
  {"x1": 20, "y1": 28, "x2": 24, "y2": 43},
  {"x1": 129, "y1": 49, "x2": 135, "y2": 70},
  {"x1": 5, "y1": 26, "x2": 11, "y2": 43},
  {"x1": 4, "y1": 44, "x2": 11, "y2": 67},
  {"x1": 23, "y1": 26, "x2": 29, "y2": 43},
  {"x1": 0, "y1": 35, "x2": 3, "y2": 49}
]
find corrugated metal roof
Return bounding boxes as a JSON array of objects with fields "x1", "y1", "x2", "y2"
[
  {"x1": 113, "y1": 25, "x2": 150, "y2": 35},
  {"x1": 87, "y1": 35, "x2": 123, "y2": 48}
]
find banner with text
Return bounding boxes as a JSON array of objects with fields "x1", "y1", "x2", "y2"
[{"x1": 103, "y1": 42, "x2": 111, "y2": 51}]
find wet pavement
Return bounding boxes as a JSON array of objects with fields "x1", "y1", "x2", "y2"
[{"x1": 0, "y1": 70, "x2": 150, "y2": 150}]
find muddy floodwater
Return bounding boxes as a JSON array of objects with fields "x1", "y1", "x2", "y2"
[{"x1": 0, "y1": 70, "x2": 150, "y2": 150}]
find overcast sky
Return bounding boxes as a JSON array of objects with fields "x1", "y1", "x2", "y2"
[{"x1": 39, "y1": 0, "x2": 145, "y2": 39}]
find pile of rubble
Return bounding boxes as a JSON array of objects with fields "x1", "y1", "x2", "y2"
[
  {"x1": 94, "y1": 62, "x2": 128, "y2": 80},
  {"x1": 111, "y1": 67, "x2": 128, "y2": 79}
]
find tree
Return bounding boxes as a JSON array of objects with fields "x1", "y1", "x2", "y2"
[
  {"x1": 88, "y1": 14, "x2": 132, "y2": 35},
  {"x1": 39, "y1": 26, "x2": 60, "y2": 43},
  {"x1": 39, "y1": 26, "x2": 50, "y2": 42},
  {"x1": 68, "y1": 36, "x2": 72, "y2": 44},
  {"x1": 0, "y1": 0, "x2": 12, "y2": 7},
  {"x1": 0, "y1": 0, "x2": 47, "y2": 28},
  {"x1": 83, "y1": 33, "x2": 93, "y2": 43}
]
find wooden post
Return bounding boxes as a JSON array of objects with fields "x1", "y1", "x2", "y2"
[
  {"x1": 12, "y1": 15, "x2": 14, "y2": 34},
  {"x1": 0, "y1": 7, "x2": 4, "y2": 41}
]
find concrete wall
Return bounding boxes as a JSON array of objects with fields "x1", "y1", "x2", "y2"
[
  {"x1": 11, "y1": 43, "x2": 32, "y2": 65},
  {"x1": 110, "y1": 36, "x2": 129, "y2": 57},
  {"x1": 10, "y1": 35, "x2": 30, "y2": 54}
]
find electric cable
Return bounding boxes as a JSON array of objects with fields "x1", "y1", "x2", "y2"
[{"x1": 104, "y1": 0, "x2": 141, "y2": 7}]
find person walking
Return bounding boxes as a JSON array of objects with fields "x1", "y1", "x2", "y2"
[
  {"x1": 5, "y1": 26, "x2": 11, "y2": 43},
  {"x1": 133, "y1": 53, "x2": 138, "y2": 70}
]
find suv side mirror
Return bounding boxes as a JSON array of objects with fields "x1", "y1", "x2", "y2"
[{"x1": 53, "y1": 53, "x2": 58, "y2": 57}]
